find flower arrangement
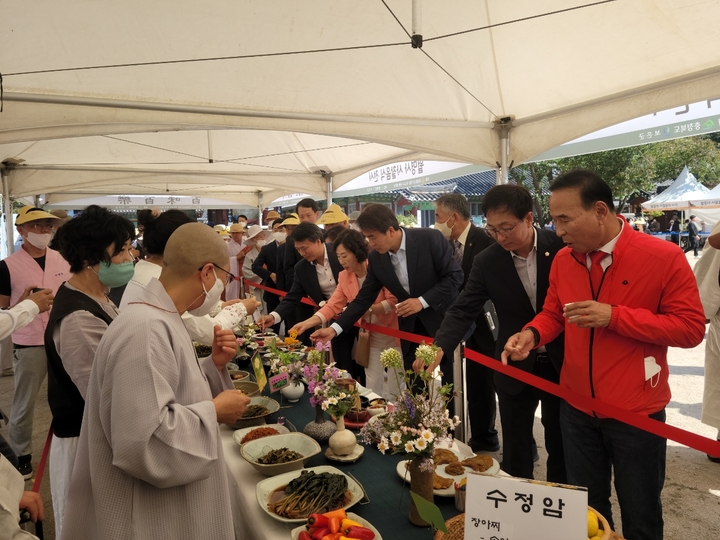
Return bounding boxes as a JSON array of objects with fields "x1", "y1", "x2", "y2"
[
  {"x1": 267, "y1": 338, "x2": 305, "y2": 382},
  {"x1": 302, "y1": 362, "x2": 358, "y2": 419},
  {"x1": 360, "y1": 343, "x2": 460, "y2": 471}
]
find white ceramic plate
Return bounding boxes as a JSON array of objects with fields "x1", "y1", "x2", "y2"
[
  {"x1": 232, "y1": 424, "x2": 290, "y2": 447},
  {"x1": 395, "y1": 450, "x2": 500, "y2": 497},
  {"x1": 290, "y1": 512, "x2": 382, "y2": 540},
  {"x1": 256, "y1": 465, "x2": 364, "y2": 523}
]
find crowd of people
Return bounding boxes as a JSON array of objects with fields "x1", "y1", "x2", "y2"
[{"x1": 0, "y1": 168, "x2": 717, "y2": 540}]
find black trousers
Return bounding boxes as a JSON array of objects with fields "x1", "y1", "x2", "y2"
[
  {"x1": 466, "y1": 354, "x2": 499, "y2": 447},
  {"x1": 496, "y1": 359, "x2": 566, "y2": 483},
  {"x1": 331, "y1": 325, "x2": 362, "y2": 382}
]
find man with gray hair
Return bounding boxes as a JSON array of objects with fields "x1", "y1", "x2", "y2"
[{"x1": 434, "y1": 193, "x2": 499, "y2": 452}]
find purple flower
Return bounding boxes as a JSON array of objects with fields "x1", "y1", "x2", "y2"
[{"x1": 403, "y1": 392, "x2": 416, "y2": 421}]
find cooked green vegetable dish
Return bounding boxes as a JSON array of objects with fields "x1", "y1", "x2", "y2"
[
  {"x1": 268, "y1": 470, "x2": 349, "y2": 519},
  {"x1": 257, "y1": 447, "x2": 303, "y2": 464},
  {"x1": 242, "y1": 404, "x2": 270, "y2": 418}
]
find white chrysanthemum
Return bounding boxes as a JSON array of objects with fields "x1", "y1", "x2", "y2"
[
  {"x1": 390, "y1": 431, "x2": 402, "y2": 445},
  {"x1": 421, "y1": 430, "x2": 434, "y2": 442},
  {"x1": 378, "y1": 437, "x2": 389, "y2": 454},
  {"x1": 415, "y1": 438, "x2": 428, "y2": 451},
  {"x1": 339, "y1": 392, "x2": 347, "y2": 399},
  {"x1": 313, "y1": 387, "x2": 323, "y2": 395},
  {"x1": 405, "y1": 441, "x2": 416, "y2": 453},
  {"x1": 321, "y1": 401, "x2": 329, "y2": 411},
  {"x1": 280, "y1": 365, "x2": 288, "y2": 372},
  {"x1": 328, "y1": 397, "x2": 338, "y2": 405}
]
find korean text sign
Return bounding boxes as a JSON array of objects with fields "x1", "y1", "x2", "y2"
[{"x1": 464, "y1": 473, "x2": 587, "y2": 539}]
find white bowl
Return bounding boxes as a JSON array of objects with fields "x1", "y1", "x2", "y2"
[
  {"x1": 232, "y1": 424, "x2": 290, "y2": 447},
  {"x1": 241, "y1": 432, "x2": 321, "y2": 476},
  {"x1": 256, "y1": 465, "x2": 363, "y2": 523},
  {"x1": 228, "y1": 396, "x2": 280, "y2": 429},
  {"x1": 291, "y1": 512, "x2": 382, "y2": 540},
  {"x1": 367, "y1": 405, "x2": 387, "y2": 416}
]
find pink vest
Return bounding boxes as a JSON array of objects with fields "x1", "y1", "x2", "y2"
[{"x1": 5, "y1": 247, "x2": 70, "y2": 346}]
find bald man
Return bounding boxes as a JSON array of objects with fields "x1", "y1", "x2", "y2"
[{"x1": 60, "y1": 223, "x2": 250, "y2": 540}]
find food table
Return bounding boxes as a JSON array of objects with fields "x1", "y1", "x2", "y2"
[{"x1": 222, "y1": 391, "x2": 466, "y2": 540}]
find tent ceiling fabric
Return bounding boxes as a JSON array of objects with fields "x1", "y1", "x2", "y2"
[{"x1": 2, "y1": 0, "x2": 720, "y2": 202}]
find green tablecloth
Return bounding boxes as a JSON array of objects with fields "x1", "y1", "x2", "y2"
[{"x1": 271, "y1": 390, "x2": 463, "y2": 539}]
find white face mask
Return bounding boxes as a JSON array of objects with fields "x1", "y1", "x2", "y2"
[
  {"x1": 273, "y1": 231, "x2": 287, "y2": 243},
  {"x1": 26, "y1": 232, "x2": 52, "y2": 250},
  {"x1": 187, "y1": 268, "x2": 225, "y2": 317},
  {"x1": 433, "y1": 218, "x2": 453, "y2": 239},
  {"x1": 255, "y1": 239, "x2": 266, "y2": 248}
]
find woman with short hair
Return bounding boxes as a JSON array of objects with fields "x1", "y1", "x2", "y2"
[
  {"x1": 45, "y1": 205, "x2": 136, "y2": 538},
  {"x1": 292, "y1": 229, "x2": 403, "y2": 399}
]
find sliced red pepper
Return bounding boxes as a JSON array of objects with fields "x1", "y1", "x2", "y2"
[
  {"x1": 311, "y1": 527, "x2": 331, "y2": 540},
  {"x1": 328, "y1": 516, "x2": 341, "y2": 534},
  {"x1": 308, "y1": 513, "x2": 329, "y2": 528},
  {"x1": 322, "y1": 508, "x2": 347, "y2": 520},
  {"x1": 298, "y1": 532, "x2": 312, "y2": 540},
  {"x1": 344, "y1": 526, "x2": 376, "y2": 540}
]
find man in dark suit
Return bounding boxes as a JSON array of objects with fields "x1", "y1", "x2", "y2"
[
  {"x1": 427, "y1": 185, "x2": 567, "y2": 483},
  {"x1": 252, "y1": 218, "x2": 285, "y2": 333},
  {"x1": 282, "y1": 199, "x2": 321, "y2": 344},
  {"x1": 311, "y1": 204, "x2": 464, "y2": 374},
  {"x1": 260, "y1": 222, "x2": 358, "y2": 373},
  {"x1": 684, "y1": 214, "x2": 700, "y2": 257},
  {"x1": 434, "y1": 193, "x2": 499, "y2": 452}
]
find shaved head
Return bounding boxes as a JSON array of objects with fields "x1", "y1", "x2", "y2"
[{"x1": 163, "y1": 223, "x2": 229, "y2": 279}]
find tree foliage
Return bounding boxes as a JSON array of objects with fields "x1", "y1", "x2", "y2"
[{"x1": 510, "y1": 134, "x2": 720, "y2": 216}]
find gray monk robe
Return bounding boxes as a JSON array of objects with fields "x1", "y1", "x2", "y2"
[{"x1": 60, "y1": 278, "x2": 235, "y2": 540}]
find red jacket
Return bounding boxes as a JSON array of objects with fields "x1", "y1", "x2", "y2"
[{"x1": 527, "y1": 219, "x2": 705, "y2": 416}]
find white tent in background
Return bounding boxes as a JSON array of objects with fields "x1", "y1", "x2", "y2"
[
  {"x1": 689, "y1": 183, "x2": 720, "y2": 210},
  {"x1": 642, "y1": 167, "x2": 710, "y2": 211}
]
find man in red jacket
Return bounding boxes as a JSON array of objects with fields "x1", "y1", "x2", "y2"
[{"x1": 502, "y1": 169, "x2": 705, "y2": 540}]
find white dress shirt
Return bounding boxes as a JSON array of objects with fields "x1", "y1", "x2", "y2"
[{"x1": 511, "y1": 228, "x2": 546, "y2": 353}]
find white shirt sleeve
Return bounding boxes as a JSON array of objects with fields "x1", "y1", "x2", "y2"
[{"x1": 0, "y1": 299, "x2": 39, "y2": 341}]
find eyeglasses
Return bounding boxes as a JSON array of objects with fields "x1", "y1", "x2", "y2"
[
  {"x1": 199, "y1": 262, "x2": 236, "y2": 286},
  {"x1": 483, "y1": 221, "x2": 522, "y2": 239},
  {"x1": 24, "y1": 221, "x2": 54, "y2": 232}
]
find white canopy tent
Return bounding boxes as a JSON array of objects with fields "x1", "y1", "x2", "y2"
[
  {"x1": 3, "y1": 0, "x2": 720, "y2": 244},
  {"x1": 642, "y1": 166, "x2": 710, "y2": 211}
]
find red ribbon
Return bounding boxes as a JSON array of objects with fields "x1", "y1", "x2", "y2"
[{"x1": 243, "y1": 281, "x2": 720, "y2": 456}]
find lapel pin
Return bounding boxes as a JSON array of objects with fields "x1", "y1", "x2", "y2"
[{"x1": 545, "y1": 252, "x2": 550, "y2": 256}]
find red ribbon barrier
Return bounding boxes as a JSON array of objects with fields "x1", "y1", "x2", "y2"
[
  {"x1": 243, "y1": 281, "x2": 720, "y2": 456},
  {"x1": 32, "y1": 425, "x2": 53, "y2": 493}
]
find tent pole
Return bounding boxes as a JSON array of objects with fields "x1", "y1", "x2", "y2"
[
  {"x1": 2, "y1": 168, "x2": 13, "y2": 257},
  {"x1": 499, "y1": 124, "x2": 510, "y2": 185},
  {"x1": 257, "y1": 191, "x2": 264, "y2": 226},
  {"x1": 326, "y1": 175, "x2": 333, "y2": 205}
]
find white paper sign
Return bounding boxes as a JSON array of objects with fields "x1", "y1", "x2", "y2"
[{"x1": 464, "y1": 473, "x2": 588, "y2": 540}]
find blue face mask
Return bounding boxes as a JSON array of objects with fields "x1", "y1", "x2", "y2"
[{"x1": 96, "y1": 260, "x2": 135, "y2": 288}]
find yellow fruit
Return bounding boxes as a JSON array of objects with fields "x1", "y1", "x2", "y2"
[
  {"x1": 587, "y1": 509, "x2": 599, "y2": 537},
  {"x1": 589, "y1": 536, "x2": 603, "y2": 540}
]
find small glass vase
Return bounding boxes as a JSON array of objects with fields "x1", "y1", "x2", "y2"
[
  {"x1": 303, "y1": 403, "x2": 336, "y2": 442},
  {"x1": 328, "y1": 416, "x2": 357, "y2": 456},
  {"x1": 408, "y1": 455, "x2": 434, "y2": 527}
]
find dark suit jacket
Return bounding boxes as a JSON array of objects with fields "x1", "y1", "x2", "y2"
[
  {"x1": 434, "y1": 228, "x2": 565, "y2": 395},
  {"x1": 282, "y1": 236, "x2": 301, "y2": 290},
  {"x1": 274, "y1": 243, "x2": 342, "y2": 321},
  {"x1": 252, "y1": 241, "x2": 279, "y2": 290},
  {"x1": 275, "y1": 243, "x2": 286, "y2": 292},
  {"x1": 334, "y1": 227, "x2": 464, "y2": 337},
  {"x1": 459, "y1": 223, "x2": 497, "y2": 355}
]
